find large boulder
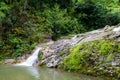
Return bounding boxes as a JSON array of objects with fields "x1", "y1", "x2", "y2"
[
  {"x1": 40, "y1": 39, "x2": 71, "y2": 67},
  {"x1": 39, "y1": 25, "x2": 120, "y2": 67}
]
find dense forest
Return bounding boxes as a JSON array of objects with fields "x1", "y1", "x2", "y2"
[{"x1": 0, "y1": 0, "x2": 120, "y2": 60}]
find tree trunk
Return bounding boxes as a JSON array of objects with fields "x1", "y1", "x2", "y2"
[
  {"x1": 10, "y1": 0, "x2": 12, "y2": 4},
  {"x1": 24, "y1": 0, "x2": 28, "y2": 11},
  {"x1": 0, "y1": 22, "x2": 2, "y2": 41}
]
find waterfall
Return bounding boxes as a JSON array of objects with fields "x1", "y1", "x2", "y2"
[
  {"x1": 15, "y1": 48, "x2": 42, "y2": 66},
  {"x1": 113, "y1": 26, "x2": 120, "y2": 32}
]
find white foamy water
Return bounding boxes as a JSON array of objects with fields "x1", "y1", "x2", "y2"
[
  {"x1": 15, "y1": 48, "x2": 42, "y2": 66},
  {"x1": 113, "y1": 26, "x2": 120, "y2": 32}
]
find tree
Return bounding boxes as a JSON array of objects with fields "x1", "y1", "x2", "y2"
[{"x1": 0, "y1": 2, "x2": 10, "y2": 40}]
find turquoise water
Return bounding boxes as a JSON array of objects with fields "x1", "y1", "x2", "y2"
[{"x1": 0, "y1": 65, "x2": 106, "y2": 80}]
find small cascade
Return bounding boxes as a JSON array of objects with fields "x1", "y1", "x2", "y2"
[
  {"x1": 15, "y1": 48, "x2": 42, "y2": 66},
  {"x1": 113, "y1": 26, "x2": 120, "y2": 32}
]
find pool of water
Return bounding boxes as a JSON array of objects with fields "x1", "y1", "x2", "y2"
[{"x1": 0, "y1": 65, "x2": 107, "y2": 80}]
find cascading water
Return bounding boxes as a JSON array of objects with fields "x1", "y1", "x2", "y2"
[
  {"x1": 15, "y1": 48, "x2": 42, "y2": 66},
  {"x1": 113, "y1": 26, "x2": 120, "y2": 32}
]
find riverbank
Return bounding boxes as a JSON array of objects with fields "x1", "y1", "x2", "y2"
[{"x1": 2, "y1": 25, "x2": 120, "y2": 79}]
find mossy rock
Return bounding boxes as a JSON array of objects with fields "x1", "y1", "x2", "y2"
[{"x1": 62, "y1": 39, "x2": 120, "y2": 78}]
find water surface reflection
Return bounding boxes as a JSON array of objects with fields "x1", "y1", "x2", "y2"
[{"x1": 0, "y1": 65, "x2": 108, "y2": 80}]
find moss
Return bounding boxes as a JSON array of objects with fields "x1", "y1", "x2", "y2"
[
  {"x1": 0, "y1": 60, "x2": 4, "y2": 64},
  {"x1": 98, "y1": 40, "x2": 115, "y2": 55},
  {"x1": 62, "y1": 39, "x2": 120, "y2": 78},
  {"x1": 38, "y1": 52, "x2": 43, "y2": 61},
  {"x1": 105, "y1": 54, "x2": 114, "y2": 62}
]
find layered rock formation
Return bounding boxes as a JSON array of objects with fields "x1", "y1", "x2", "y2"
[{"x1": 39, "y1": 25, "x2": 120, "y2": 67}]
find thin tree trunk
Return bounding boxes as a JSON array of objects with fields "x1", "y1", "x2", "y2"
[
  {"x1": 24, "y1": 0, "x2": 28, "y2": 11},
  {"x1": 0, "y1": 22, "x2": 2, "y2": 41},
  {"x1": 10, "y1": 0, "x2": 12, "y2": 4}
]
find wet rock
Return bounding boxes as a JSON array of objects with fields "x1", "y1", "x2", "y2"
[
  {"x1": 15, "y1": 53, "x2": 30, "y2": 63},
  {"x1": 4, "y1": 59, "x2": 16, "y2": 64},
  {"x1": 40, "y1": 39, "x2": 71, "y2": 67},
  {"x1": 39, "y1": 26, "x2": 120, "y2": 67}
]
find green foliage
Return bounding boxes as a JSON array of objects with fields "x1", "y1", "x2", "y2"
[
  {"x1": 105, "y1": 54, "x2": 114, "y2": 62},
  {"x1": 28, "y1": 0, "x2": 72, "y2": 9},
  {"x1": 74, "y1": 0, "x2": 120, "y2": 30},
  {"x1": 41, "y1": 5, "x2": 85, "y2": 40},
  {"x1": 0, "y1": 2, "x2": 10, "y2": 21},
  {"x1": 1, "y1": 0, "x2": 120, "y2": 60},
  {"x1": 0, "y1": 1, "x2": 46, "y2": 59},
  {"x1": 98, "y1": 40, "x2": 115, "y2": 55},
  {"x1": 63, "y1": 50, "x2": 89, "y2": 71},
  {"x1": 62, "y1": 40, "x2": 120, "y2": 74}
]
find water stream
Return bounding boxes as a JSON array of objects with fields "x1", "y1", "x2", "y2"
[
  {"x1": 2, "y1": 46, "x2": 109, "y2": 80},
  {"x1": 0, "y1": 65, "x2": 107, "y2": 80},
  {"x1": 15, "y1": 48, "x2": 42, "y2": 66}
]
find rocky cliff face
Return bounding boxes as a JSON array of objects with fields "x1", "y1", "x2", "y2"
[{"x1": 39, "y1": 25, "x2": 120, "y2": 67}]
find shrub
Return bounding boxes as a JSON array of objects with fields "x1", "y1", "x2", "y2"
[
  {"x1": 41, "y1": 4, "x2": 85, "y2": 40},
  {"x1": 0, "y1": 2, "x2": 10, "y2": 21}
]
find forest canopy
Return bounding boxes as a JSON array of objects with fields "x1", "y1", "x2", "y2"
[{"x1": 0, "y1": 0, "x2": 120, "y2": 59}]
